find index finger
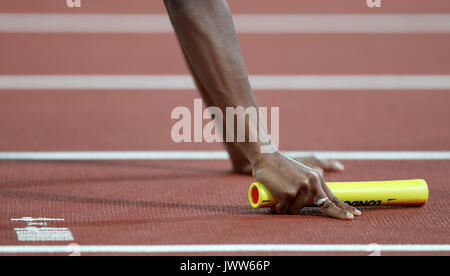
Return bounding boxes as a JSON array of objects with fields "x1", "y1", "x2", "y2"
[
  {"x1": 320, "y1": 198, "x2": 355, "y2": 220},
  {"x1": 314, "y1": 177, "x2": 354, "y2": 220},
  {"x1": 321, "y1": 180, "x2": 362, "y2": 216}
]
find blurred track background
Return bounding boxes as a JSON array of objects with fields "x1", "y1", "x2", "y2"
[{"x1": 0, "y1": 0, "x2": 449, "y2": 255}]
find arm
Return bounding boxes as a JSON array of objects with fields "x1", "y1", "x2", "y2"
[{"x1": 164, "y1": 0, "x2": 360, "y2": 219}]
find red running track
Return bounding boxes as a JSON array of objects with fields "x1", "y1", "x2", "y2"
[
  {"x1": 0, "y1": 90, "x2": 449, "y2": 151},
  {"x1": 0, "y1": 0, "x2": 449, "y2": 256},
  {"x1": 0, "y1": 160, "x2": 449, "y2": 255},
  {"x1": 1, "y1": 34, "x2": 450, "y2": 75}
]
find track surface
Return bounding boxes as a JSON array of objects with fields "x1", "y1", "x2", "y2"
[
  {"x1": 0, "y1": 160, "x2": 449, "y2": 256},
  {"x1": 0, "y1": 1, "x2": 449, "y2": 255}
]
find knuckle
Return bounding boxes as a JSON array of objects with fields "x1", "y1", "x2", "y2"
[
  {"x1": 307, "y1": 171, "x2": 320, "y2": 183},
  {"x1": 339, "y1": 209, "x2": 348, "y2": 217},
  {"x1": 307, "y1": 180, "x2": 322, "y2": 195},
  {"x1": 322, "y1": 200, "x2": 336, "y2": 210},
  {"x1": 275, "y1": 203, "x2": 289, "y2": 214},
  {"x1": 251, "y1": 167, "x2": 264, "y2": 180},
  {"x1": 283, "y1": 189, "x2": 298, "y2": 201},
  {"x1": 297, "y1": 181, "x2": 309, "y2": 193}
]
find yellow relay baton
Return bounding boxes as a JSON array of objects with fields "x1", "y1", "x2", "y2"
[{"x1": 249, "y1": 179, "x2": 429, "y2": 208}]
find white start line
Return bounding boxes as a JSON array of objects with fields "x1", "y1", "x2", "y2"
[
  {"x1": 1, "y1": 75, "x2": 450, "y2": 90},
  {"x1": 1, "y1": 14, "x2": 450, "y2": 33},
  {"x1": 0, "y1": 244, "x2": 449, "y2": 254},
  {"x1": 4, "y1": 217, "x2": 449, "y2": 254},
  {"x1": 0, "y1": 151, "x2": 450, "y2": 160},
  {"x1": 4, "y1": 218, "x2": 449, "y2": 254}
]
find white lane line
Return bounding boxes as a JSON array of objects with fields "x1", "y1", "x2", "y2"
[
  {"x1": 2, "y1": 75, "x2": 450, "y2": 90},
  {"x1": 1, "y1": 14, "x2": 450, "y2": 33},
  {"x1": 0, "y1": 244, "x2": 449, "y2": 254},
  {"x1": 1, "y1": 151, "x2": 450, "y2": 160},
  {"x1": 0, "y1": 75, "x2": 196, "y2": 90}
]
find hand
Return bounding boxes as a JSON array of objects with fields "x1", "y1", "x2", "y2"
[{"x1": 252, "y1": 151, "x2": 361, "y2": 219}]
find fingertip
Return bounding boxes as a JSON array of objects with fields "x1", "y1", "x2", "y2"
[
  {"x1": 333, "y1": 161, "x2": 345, "y2": 171},
  {"x1": 335, "y1": 200, "x2": 361, "y2": 216},
  {"x1": 274, "y1": 202, "x2": 289, "y2": 215},
  {"x1": 345, "y1": 212, "x2": 354, "y2": 220},
  {"x1": 321, "y1": 202, "x2": 355, "y2": 220}
]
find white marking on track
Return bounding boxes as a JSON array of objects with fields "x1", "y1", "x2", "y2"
[
  {"x1": 0, "y1": 151, "x2": 449, "y2": 160},
  {"x1": 14, "y1": 227, "x2": 74, "y2": 242},
  {"x1": 0, "y1": 244, "x2": 448, "y2": 254},
  {"x1": 1, "y1": 14, "x2": 450, "y2": 33},
  {"x1": 10, "y1": 217, "x2": 65, "y2": 222},
  {"x1": 10, "y1": 217, "x2": 74, "y2": 242},
  {"x1": 1, "y1": 75, "x2": 450, "y2": 90}
]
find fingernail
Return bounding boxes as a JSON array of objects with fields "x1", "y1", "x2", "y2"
[
  {"x1": 346, "y1": 212, "x2": 354, "y2": 219},
  {"x1": 354, "y1": 209, "x2": 362, "y2": 216}
]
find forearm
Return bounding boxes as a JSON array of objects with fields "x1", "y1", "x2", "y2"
[
  {"x1": 165, "y1": 0, "x2": 252, "y2": 103},
  {"x1": 164, "y1": 0, "x2": 276, "y2": 164}
]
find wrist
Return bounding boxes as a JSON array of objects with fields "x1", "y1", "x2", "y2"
[{"x1": 249, "y1": 149, "x2": 282, "y2": 168}]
